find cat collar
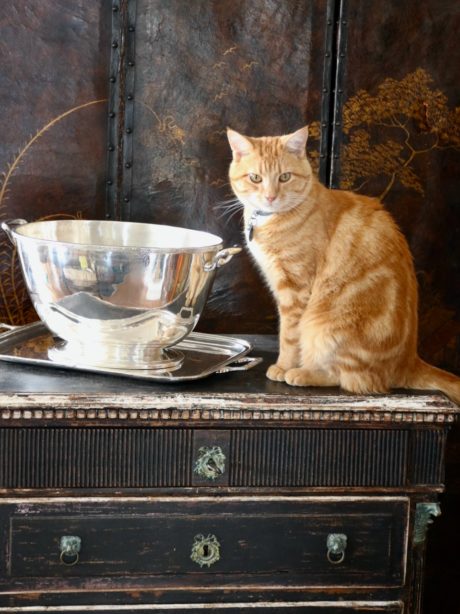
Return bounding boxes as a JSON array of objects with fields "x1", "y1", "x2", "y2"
[{"x1": 247, "y1": 210, "x2": 274, "y2": 241}]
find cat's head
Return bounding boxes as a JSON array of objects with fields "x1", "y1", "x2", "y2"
[{"x1": 227, "y1": 126, "x2": 312, "y2": 215}]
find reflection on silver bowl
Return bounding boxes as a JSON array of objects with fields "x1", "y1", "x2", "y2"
[{"x1": 2, "y1": 219, "x2": 241, "y2": 369}]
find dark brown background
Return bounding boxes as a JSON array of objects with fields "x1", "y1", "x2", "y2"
[
  {"x1": 125, "y1": 0, "x2": 329, "y2": 333},
  {"x1": 0, "y1": 1, "x2": 110, "y2": 325},
  {"x1": 0, "y1": 1, "x2": 459, "y2": 612}
]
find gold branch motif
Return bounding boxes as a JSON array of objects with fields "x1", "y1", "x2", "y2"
[
  {"x1": 209, "y1": 178, "x2": 227, "y2": 187},
  {"x1": 0, "y1": 99, "x2": 106, "y2": 212},
  {"x1": 223, "y1": 46, "x2": 238, "y2": 56},
  {"x1": 0, "y1": 99, "x2": 106, "y2": 324},
  {"x1": 213, "y1": 87, "x2": 230, "y2": 102},
  {"x1": 242, "y1": 61, "x2": 258, "y2": 71},
  {"x1": 310, "y1": 69, "x2": 459, "y2": 201},
  {"x1": 137, "y1": 101, "x2": 185, "y2": 144}
]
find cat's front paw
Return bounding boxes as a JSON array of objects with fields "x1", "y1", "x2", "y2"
[
  {"x1": 285, "y1": 368, "x2": 311, "y2": 387},
  {"x1": 266, "y1": 364, "x2": 286, "y2": 382}
]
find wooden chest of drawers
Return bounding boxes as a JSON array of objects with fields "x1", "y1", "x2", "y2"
[{"x1": 0, "y1": 336, "x2": 457, "y2": 613}]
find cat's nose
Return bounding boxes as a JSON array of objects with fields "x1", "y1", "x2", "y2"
[{"x1": 266, "y1": 195, "x2": 276, "y2": 203}]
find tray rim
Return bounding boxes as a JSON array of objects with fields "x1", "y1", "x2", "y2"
[{"x1": 0, "y1": 321, "x2": 258, "y2": 382}]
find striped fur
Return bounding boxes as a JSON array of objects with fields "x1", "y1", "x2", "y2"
[{"x1": 227, "y1": 126, "x2": 460, "y2": 404}]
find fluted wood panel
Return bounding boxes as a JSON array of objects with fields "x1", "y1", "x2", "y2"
[
  {"x1": 412, "y1": 429, "x2": 445, "y2": 485},
  {"x1": 230, "y1": 428, "x2": 434, "y2": 487},
  {"x1": 0, "y1": 427, "x2": 445, "y2": 489},
  {"x1": 0, "y1": 428, "x2": 192, "y2": 488}
]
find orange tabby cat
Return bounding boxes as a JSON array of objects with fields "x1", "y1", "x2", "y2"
[{"x1": 227, "y1": 125, "x2": 460, "y2": 404}]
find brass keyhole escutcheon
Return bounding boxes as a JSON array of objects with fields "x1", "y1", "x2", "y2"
[
  {"x1": 190, "y1": 534, "x2": 221, "y2": 568},
  {"x1": 194, "y1": 446, "x2": 226, "y2": 481}
]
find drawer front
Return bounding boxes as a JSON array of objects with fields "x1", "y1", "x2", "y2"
[
  {"x1": 0, "y1": 426, "x2": 443, "y2": 489},
  {"x1": 0, "y1": 603, "x2": 403, "y2": 614},
  {"x1": 3, "y1": 497, "x2": 408, "y2": 588}
]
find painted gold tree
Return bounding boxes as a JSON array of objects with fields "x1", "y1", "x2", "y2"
[
  {"x1": 310, "y1": 68, "x2": 460, "y2": 200},
  {"x1": 0, "y1": 99, "x2": 106, "y2": 325}
]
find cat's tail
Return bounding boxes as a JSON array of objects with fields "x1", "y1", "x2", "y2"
[{"x1": 407, "y1": 357, "x2": 460, "y2": 405}]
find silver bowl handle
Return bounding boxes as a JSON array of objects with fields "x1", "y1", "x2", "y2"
[
  {"x1": 204, "y1": 246, "x2": 242, "y2": 272},
  {"x1": 1, "y1": 219, "x2": 28, "y2": 245}
]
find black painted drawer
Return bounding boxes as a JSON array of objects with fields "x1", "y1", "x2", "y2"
[
  {"x1": 0, "y1": 426, "x2": 444, "y2": 489},
  {"x1": 1, "y1": 497, "x2": 408, "y2": 588}
]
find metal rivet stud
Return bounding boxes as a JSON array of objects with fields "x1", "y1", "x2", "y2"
[
  {"x1": 338, "y1": 89, "x2": 343, "y2": 93},
  {"x1": 334, "y1": 154, "x2": 339, "y2": 159},
  {"x1": 105, "y1": 213, "x2": 111, "y2": 219},
  {"x1": 335, "y1": 122, "x2": 341, "y2": 126},
  {"x1": 106, "y1": 180, "x2": 113, "y2": 185},
  {"x1": 125, "y1": 162, "x2": 132, "y2": 169},
  {"x1": 112, "y1": 5, "x2": 119, "y2": 11},
  {"x1": 108, "y1": 145, "x2": 115, "y2": 152},
  {"x1": 325, "y1": 52, "x2": 330, "y2": 58},
  {"x1": 109, "y1": 112, "x2": 115, "y2": 118},
  {"x1": 323, "y1": 88, "x2": 328, "y2": 93},
  {"x1": 128, "y1": 25, "x2": 135, "y2": 32},
  {"x1": 124, "y1": 196, "x2": 130, "y2": 203},
  {"x1": 327, "y1": 19, "x2": 332, "y2": 25},
  {"x1": 322, "y1": 122, "x2": 327, "y2": 127},
  {"x1": 112, "y1": 41, "x2": 118, "y2": 48},
  {"x1": 127, "y1": 94, "x2": 133, "y2": 100},
  {"x1": 128, "y1": 60, "x2": 135, "y2": 67},
  {"x1": 340, "y1": 52, "x2": 345, "y2": 58},
  {"x1": 126, "y1": 128, "x2": 132, "y2": 134},
  {"x1": 320, "y1": 154, "x2": 326, "y2": 158},
  {"x1": 109, "y1": 76, "x2": 116, "y2": 83}
]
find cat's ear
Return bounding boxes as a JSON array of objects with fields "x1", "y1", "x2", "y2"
[
  {"x1": 227, "y1": 128, "x2": 254, "y2": 162},
  {"x1": 282, "y1": 126, "x2": 309, "y2": 157}
]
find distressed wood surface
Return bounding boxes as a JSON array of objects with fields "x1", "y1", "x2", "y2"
[
  {"x1": 0, "y1": 601, "x2": 404, "y2": 613},
  {"x1": 0, "y1": 426, "x2": 446, "y2": 490},
  {"x1": 5, "y1": 498, "x2": 407, "y2": 586},
  {"x1": 0, "y1": 336, "x2": 456, "y2": 423}
]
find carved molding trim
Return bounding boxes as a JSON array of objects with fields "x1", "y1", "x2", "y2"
[
  {"x1": 0, "y1": 406, "x2": 456, "y2": 423},
  {"x1": 414, "y1": 502, "x2": 441, "y2": 545}
]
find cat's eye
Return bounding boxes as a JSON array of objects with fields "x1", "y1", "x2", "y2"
[
  {"x1": 279, "y1": 172, "x2": 292, "y2": 183},
  {"x1": 249, "y1": 173, "x2": 262, "y2": 183}
]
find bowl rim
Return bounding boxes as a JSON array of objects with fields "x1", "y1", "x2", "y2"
[{"x1": 12, "y1": 219, "x2": 224, "y2": 253}]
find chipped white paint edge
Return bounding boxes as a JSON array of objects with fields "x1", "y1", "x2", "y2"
[
  {"x1": 0, "y1": 391, "x2": 455, "y2": 411},
  {"x1": 0, "y1": 494, "x2": 410, "y2": 504},
  {"x1": 0, "y1": 600, "x2": 404, "y2": 611}
]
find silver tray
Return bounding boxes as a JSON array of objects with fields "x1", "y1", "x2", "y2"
[{"x1": 0, "y1": 322, "x2": 262, "y2": 382}]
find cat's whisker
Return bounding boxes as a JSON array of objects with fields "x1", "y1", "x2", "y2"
[
  {"x1": 227, "y1": 208, "x2": 244, "y2": 224},
  {"x1": 214, "y1": 199, "x2": 244, "y2": 222},
  {"x1": 216, "y1": 207, "x2": 243, "y2": 222},
  {"x1": 213, "y1": 201, "x2": 243, "y2": 214},
  {"x1": 213, "y1": 203, "x2": 240, "y2": 212},
  {"x1": 214, "y1": 200, "x2": 241, "y2": 209}
]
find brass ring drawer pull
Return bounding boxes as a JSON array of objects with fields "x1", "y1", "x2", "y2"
[
  {"x1": 194, "y1": 446, "x2": 226, "y2": 480},
  {"x1": 59, "y1": 535, "x2": 81, "y2": 566},
  {"x1": 190, "y1": 533, "x2": 221, "y2": 568},
  {"x1": 326, "y1": 533, "x2": 347, "y2": 564}
]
